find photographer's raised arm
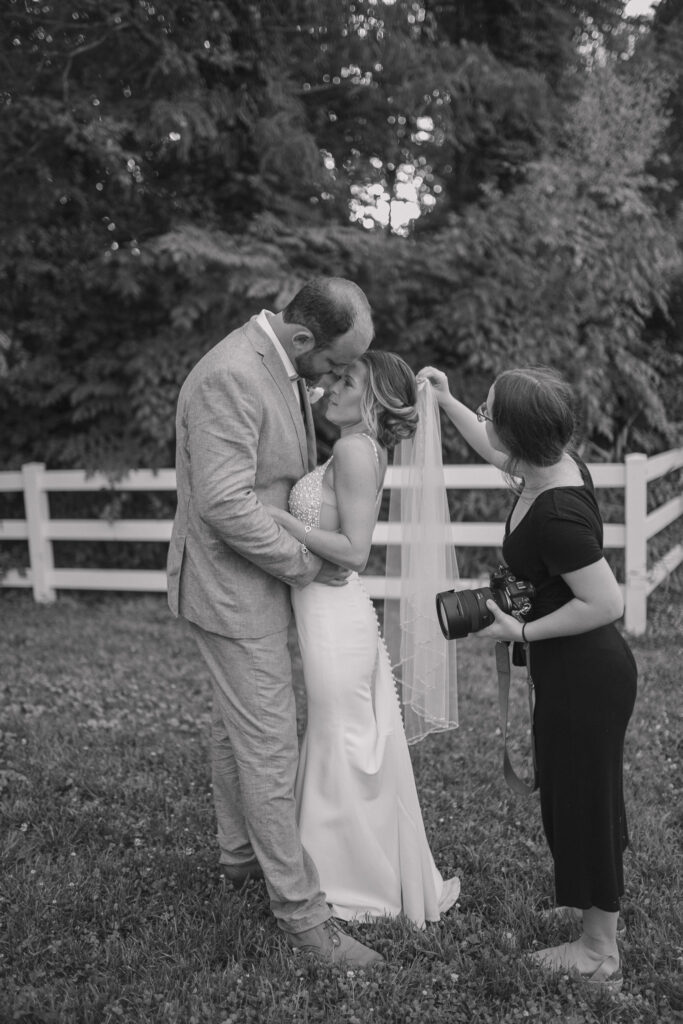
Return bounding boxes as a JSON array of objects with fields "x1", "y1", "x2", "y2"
[{"x1": 417, "y1": 366, "x2": 507, "y2": 471}]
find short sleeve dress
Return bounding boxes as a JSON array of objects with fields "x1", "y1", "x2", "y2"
[{"x1": 502, "y1": 458, "x2": 637, "y2": 912}]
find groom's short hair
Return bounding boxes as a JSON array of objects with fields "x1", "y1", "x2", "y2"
[{"x1": 282, "y1": 277, "x2": 372, "y2": 349}]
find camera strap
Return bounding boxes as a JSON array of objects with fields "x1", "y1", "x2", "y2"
[{"x1": 495, "y1": 641, "x2": 538, "y2": 797}]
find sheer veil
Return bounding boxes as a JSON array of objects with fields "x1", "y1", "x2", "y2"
[{"x1": 384, "y1": 380, "x2": 459, "y2": 744}]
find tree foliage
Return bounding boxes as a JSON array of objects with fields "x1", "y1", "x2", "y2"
[
  {"x1": 396, "y1": 61, "x2": 680, "y2": 459},
  {"x1": 0, "y1": 0, "x2": 680, "y2": 475},
  {"x1": 630, "y1": 0, "x2": 683, "y2": 433}
]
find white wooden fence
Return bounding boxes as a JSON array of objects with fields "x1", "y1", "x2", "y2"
[{"x1": 1, "y1": 450, "x2": 682, "y2": 635}]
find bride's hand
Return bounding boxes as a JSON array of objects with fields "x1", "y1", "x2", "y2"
[
  {"x1": 416, "y1": 366, "x2": 452, "y2": 404},
  {"x1": 315, "y1": 560, "x2": 351, "y2": 587},
  {"x1": 472, "y1": 600, "x2": 525, "y2": 643}
]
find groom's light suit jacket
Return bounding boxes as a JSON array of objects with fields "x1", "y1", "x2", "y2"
[{"x1": 167, "y1": 316, "x2": 320, "y2": 639}]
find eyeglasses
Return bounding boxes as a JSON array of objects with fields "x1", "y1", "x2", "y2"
[{"x1": 476, "y1": 402, "x2": 493, "y2": 423}]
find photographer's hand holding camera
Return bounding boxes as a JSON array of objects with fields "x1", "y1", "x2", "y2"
[{"x1": 417, "y1": 365, "x2": 637, "y2": 992}]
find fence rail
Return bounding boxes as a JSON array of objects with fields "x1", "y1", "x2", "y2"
[{"x1": 1, "y1": 450, "x2": 682, "y2": 635}]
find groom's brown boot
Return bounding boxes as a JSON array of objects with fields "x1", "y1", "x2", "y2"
[{"x1": 286, "y1": 918, "x2": 384, "y2": 967}]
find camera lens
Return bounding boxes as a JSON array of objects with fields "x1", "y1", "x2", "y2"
[
  {"x1": 436, "y1": 591, "x2": 459, "y2": 638},
  {"x1": 435, "y1": 587, "x2": 495, "y2": 639}
]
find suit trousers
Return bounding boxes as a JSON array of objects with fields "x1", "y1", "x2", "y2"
[{"x1": 190, "y1": 621, "x2": 331, "y2": 934}]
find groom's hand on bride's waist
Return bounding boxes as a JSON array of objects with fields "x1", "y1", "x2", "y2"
[{"x1": 314, "y1": 560, "x2": 351, "y2": 586}]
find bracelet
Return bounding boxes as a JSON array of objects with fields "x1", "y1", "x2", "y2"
[
  {"x1": 521, "y1": 622, "x2": 529, "y2": 643},
  {"x1": 301, "y1": 524, "x2": 312, "y2": 553}
]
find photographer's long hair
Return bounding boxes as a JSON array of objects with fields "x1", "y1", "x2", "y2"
[{"x1": 492, "y1": 367, "x2": 578, "y2": 487}]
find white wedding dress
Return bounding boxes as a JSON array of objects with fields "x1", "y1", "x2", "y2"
[{"x1": 289, "y1": 437, "x2": 460, "y2": 928}]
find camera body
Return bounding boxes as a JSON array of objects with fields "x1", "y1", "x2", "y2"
[{"x1": 436, "y1": 564, "x2": 535, "y2": 640}]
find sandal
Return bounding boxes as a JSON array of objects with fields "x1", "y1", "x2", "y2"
[
  {"x1": 583, "y1": 954, "x2": 623, "y2": 993},
  {"x1": 530, "y1": 943, "x2": 623, "y2": 993}
]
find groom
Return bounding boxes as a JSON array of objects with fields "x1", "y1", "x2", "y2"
[{"x1": 167, "y1": 277, "x2": 383, "y2": 966}]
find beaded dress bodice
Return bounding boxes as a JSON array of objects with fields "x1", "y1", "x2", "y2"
[
  {"x1": 288, "y1": 434, "x2": 381, "y2": 530},
  {"x1": 288, "y1": 457, "x2": 333, "y2": 530}
]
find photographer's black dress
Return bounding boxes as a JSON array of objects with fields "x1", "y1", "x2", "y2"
[{"x1": 502, "y1": 459, "x2": 637, "y2": 912}]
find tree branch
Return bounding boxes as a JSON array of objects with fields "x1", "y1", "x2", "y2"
[{"x1": 60, "y1": 21, "x2": 131, "y2": 103}]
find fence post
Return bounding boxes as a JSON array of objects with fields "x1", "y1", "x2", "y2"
[
  {"x1": 624, "y1": 453, "x2": 648, "y2": 635},
  {"x1": 22, "y1": 462, "x2": 55, "y2": 603}
]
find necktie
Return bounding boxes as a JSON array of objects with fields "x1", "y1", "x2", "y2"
[
  {"x1": 297, "y1": 379, "x2": 308, "y2": 412},
  {"x1": 289, "y1": 373, "x2": 306, "y2": 417},
  {"x1": 290, "y1": 374, "x2": 316, "y2": 466}
]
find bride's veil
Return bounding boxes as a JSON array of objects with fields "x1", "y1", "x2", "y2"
[{"x1": 384, "y1": 379, "x2": 459, "y2": 744}]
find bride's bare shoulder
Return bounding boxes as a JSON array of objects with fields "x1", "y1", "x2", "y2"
[{"x1": 332, "y1": 434, "x2": 380, "y2": 476}]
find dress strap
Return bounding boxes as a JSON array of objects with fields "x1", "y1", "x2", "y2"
[
  {"x1": 359, "y1": 432, "x2": 384, "y2": 496},
  {"x1": 360, "y1": 432, "x2": 380, "y2": 468}
]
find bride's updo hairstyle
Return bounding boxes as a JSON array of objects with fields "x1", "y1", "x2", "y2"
[
  {"x1": 359, "y1": 351, "x2": 418, "y2": 450},
  {"x1": 493, "y1": 367, "x2": 576, "y2": 474}
]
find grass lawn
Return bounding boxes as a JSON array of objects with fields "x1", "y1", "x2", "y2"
[{"x1": 1, "y1": 582, "x2": 682, "y2": 1024}]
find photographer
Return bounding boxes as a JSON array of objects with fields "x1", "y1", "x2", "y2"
[{"x1": 418, "y1": 365, "x2": 637, "y2": 992}]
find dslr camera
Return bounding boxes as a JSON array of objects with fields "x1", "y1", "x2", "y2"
[{"x1": 436, "y1": 564, "x2": 535, "y2": 640}]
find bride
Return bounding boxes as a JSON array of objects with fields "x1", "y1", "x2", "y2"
[{"x1": 267, "y1": 350, "x2": 460, "y2": 927}]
